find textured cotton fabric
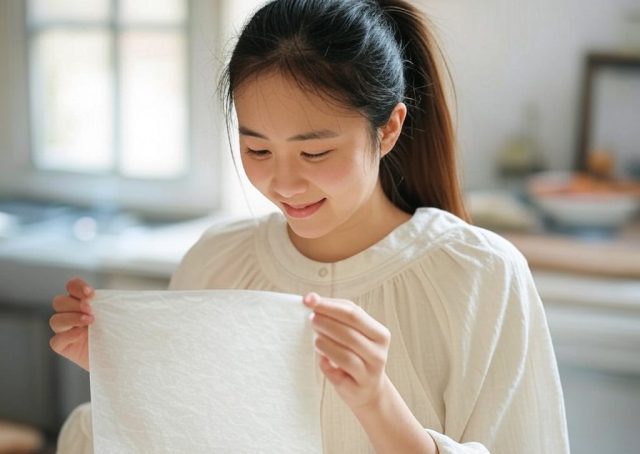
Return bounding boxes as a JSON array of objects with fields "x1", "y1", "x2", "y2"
[{"x1": 57, "y1": 207, "x2": 570, "y2": 453}]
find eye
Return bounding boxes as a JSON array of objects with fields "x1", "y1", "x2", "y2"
[
  {"x1": 245, "y1": 148, "x2": 271, "y2": 159},
  {"x1": 301, "y1": 150, "x2": 332, "y2": 160}
]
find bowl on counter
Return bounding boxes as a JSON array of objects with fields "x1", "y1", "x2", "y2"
[{"x1": 526, "y1": 171, "x2": 640, "y2": 230}]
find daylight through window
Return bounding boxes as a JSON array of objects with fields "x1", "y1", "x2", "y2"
[{"x1": 27, "y1": 0, "x2": 189, "y2": 179}]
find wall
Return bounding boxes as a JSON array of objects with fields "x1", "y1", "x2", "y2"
[
  {"x1": 214, "y1": 0, "x2": 640, "y2": 214},
  {"x1": 0, "y1": 1, "x2": 30, "y2": 180},
  {"x1": 417, "y1": 0, "x2": 640, "y2": 188}
]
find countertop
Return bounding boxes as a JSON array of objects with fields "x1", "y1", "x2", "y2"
[
  {"x1": 504, "y1": 227, "x2": 640, "y2": 279},
  {"x1": 0, "y1": 210, "x2": 230, "y2": 277}
]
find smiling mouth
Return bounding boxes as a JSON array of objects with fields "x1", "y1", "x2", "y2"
[
  {"x1": 281, "y1": 198, "x2": 326, "y2": 218},
  {"x1": 284, "y1": 201, "x2": 323, "y2": 209}
]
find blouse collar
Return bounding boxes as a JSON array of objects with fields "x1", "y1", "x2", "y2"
[{"x1": 255, "y1": 207, "x2": 457, "y2": 297}]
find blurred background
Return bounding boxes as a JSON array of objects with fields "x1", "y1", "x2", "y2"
[{"x1": 0, "y1": 0, "x2": 639, "y2": 452}]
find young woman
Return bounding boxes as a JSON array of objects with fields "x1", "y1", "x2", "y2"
[{"x1": 50, "y1": 0, "x2": 570, "y2": 452}]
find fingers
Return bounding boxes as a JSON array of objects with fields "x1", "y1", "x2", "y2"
[
  {"x1": 65, "y1": 277, "x2": 94, "y2": 300},
  {"x1": 52, "y1": 295, "x2": 93, "y2": 315},
  {"x1": 305, "y1": 292, "x2": 391, "y2": 385},
  {"x1": 318, "y1": 352, "x2": 354, "y2": 386},
  {"x1": 311, "y1": 312, "x2": 382, "y2": 368},
  {"x1": 49, "y1": 312, "x2": 94, "y2": 334},
  {"x1": 315, "y1": 330, "x2": 366, "y2": 381},
  {"x1": 49, "y1": 279, "x2": 94, "y2": 372},
  {"x1": 49, "y1": 326, "x2": 87, "y2": 353},
  {"x1": 54, "y1": 278, "x2": 94, "y2": 319},
  {"x1": 304, "y1": 293, "x2": 390, "y2": 344}
]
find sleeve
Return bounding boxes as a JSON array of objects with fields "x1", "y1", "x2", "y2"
[
  {"x1": 421, "y1": 233, "x2": 570, "y2": 453},
  {"x1": 56, "y1": 402, "x2": 93, "y2": 454},
  {"x1": 167, "y1": 228, "x2": 219, "y2": 290},
  {"x1": 168, "y1": 217, "x2": 259, "y2": 290}
]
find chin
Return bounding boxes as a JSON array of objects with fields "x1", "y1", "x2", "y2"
[{"x1": 284, "y1": 216, "x2": 334, "y2": 240}]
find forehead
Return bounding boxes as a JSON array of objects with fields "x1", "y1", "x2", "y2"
[{"x1": 233, "y1": 72, "x2": 367, "y2": 139}]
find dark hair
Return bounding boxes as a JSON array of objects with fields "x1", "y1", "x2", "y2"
[{"x1": 220, "y1": 0, "x2": 468, "y2": 220}]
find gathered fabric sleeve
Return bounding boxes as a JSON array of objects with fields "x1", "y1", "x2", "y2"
[
  {"x1": 56, "y1": 402, "x2": 93, "y2": 453},
  {"x1": 168, "y1": 217, "x2": 262, "y2": 291},
  {"x1": 416, "y1": 230, "x2": 570, "y2": 453}
]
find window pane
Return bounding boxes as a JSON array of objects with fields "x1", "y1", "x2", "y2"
[
  {"x1": 32, "y1": 30, "x2": 114, "y2": 172},
  {"x1": 119, "y1": 0, "x2": 186, "y2": 24},
  {"x1": 120, "y1": 31, "x2": 187, "y2": 179},
  {"x1": 29, "y1": 0, "x2": 110, "y2": 23}
]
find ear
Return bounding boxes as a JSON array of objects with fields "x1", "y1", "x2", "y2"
[{"x1": 378, "y1": 102, "x2": 407, "y2": 158}]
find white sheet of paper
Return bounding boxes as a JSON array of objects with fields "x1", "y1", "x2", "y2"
[{"x1": 88, "y1": 289, "x2": 322, "y2": 453}]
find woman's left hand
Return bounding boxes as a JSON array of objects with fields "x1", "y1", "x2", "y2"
[{"x1": 303, "y1": 292, "x2": 391, "y2": 411}]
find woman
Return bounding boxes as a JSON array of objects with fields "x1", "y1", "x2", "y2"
[{"x1": 50, "y1": 0, "x2": 570, "y2": 452}]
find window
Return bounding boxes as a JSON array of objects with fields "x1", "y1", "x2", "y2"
[
  {"x1": 27, "y1": 0, "x2": 189, "y2": 179},
  {"x1": 0, "y1": 0, "x2": 270, "y2": 218}
]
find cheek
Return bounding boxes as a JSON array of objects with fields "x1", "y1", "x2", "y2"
[
  {"x1": 241, "y1": 157, "x2": 270, "y2": 189},
  {"x1": 315, "y1": 154, "x2": 370, "y2": 193}
]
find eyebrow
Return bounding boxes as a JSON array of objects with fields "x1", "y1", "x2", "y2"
[{"x1": 238, "y1": 126, "x2": 340, "y2": 141}]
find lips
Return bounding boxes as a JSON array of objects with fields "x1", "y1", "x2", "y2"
[{"x1": 282, "y1": 198, "x2": 326, "y2": 218}]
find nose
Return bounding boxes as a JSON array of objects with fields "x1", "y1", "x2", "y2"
[{"x1": 270, "y1": 158, "x2": 308, "y2": 199}]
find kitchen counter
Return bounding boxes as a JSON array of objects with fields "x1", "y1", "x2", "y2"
[
  {"x1": 504, "y1": 228, "x2": 640, "y2": 279},
  {"x1": 0, "y1": 208, "x2": 223, "y2": 274}
]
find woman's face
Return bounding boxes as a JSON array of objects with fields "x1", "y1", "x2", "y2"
[{"x1": 234, "y1": 72, "x2": 386, "y2": 240}]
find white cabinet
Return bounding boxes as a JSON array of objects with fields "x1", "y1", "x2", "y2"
[{"x1": 535, "y1": 271, "x2": 640, "y2": 454}]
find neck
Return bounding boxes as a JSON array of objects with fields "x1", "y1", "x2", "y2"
[{"x1": 287, "y1": 185, "x2": 412, "y2": 263}]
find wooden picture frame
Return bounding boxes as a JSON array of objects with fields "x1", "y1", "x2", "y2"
[{"x1": 576, "y1": 51, "x2": 640, "y2": 180}]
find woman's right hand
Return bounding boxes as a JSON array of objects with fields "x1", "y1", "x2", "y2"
[{"x1": 49, "y1": 277, "x2": 95, "y2": 372}]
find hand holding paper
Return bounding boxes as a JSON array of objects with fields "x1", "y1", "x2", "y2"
[
  {"x1": 49, "y1": 278, "x2": 95, "y2": 371},
  {"x1": 304, "y1": 293, "x2": 391, "y2": 411}
]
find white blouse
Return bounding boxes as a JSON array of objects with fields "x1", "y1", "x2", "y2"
[{"x1": 57, "y1": 208, "x2": 570, "y2": 453}]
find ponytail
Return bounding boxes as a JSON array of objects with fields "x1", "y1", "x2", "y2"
[
  {"x1": 222, "y1": 0, "x2": 469, "y2": 221},
  {"x1": 378, "y1": 1, "x2": 468, "y2": 220}
]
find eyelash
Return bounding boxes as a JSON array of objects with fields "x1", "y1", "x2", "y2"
[
  {"x1": 303, "y1": 150, "x2": 332, "y2": 159},
  {"x1": 245, "y1": 149, "x2": 332, "y2": 159},
  {"x1": 245, "y1": 148, "x2": 270, "y2": 158}
]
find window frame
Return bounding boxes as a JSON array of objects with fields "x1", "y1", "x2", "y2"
[{"x1": 0, "y1": 0, "x2": 224, "y2": 219}]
